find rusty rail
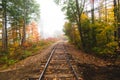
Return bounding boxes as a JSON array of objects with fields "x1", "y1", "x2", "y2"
[
  {"x1": 38, "y1": 42, "x2": 80, "y2": 80},
  {"x1": 63, "y1": 44, "x2": 79, "y2": 80},
  {"x1": 38, "y1": 45, "x2": 57, "y2": 80}
]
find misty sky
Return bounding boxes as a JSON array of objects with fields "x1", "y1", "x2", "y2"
[{"x1": 36, "y1": 0, "x2": 66, "y2": 38}]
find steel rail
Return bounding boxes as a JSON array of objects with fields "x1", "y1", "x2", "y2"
[
  {"x1": 63, "y1": 45, "x2": 79, "y2": 80},
  {"x1": 38, "y1": 45, "x2": 57, "y2": 80},
  {"x1": 65, "y1": 53, "x2": 79, "y2": 80}
]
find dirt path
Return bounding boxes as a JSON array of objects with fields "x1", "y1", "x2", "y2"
[
  {"x1": 65, "y1": 43, "x2": 120, "y2": 80},
  {"x1": 0, "y1": 43, "x2": 57, "y2": 80},
  {"x1": 0, "y1": 42, "x2": 120, "y2": 80}
]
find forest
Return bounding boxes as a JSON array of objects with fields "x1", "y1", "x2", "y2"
[
  {"x1": 0, "y1": 0, "x2": 57, "y2": 67},
  {"x1": 55, "y1": 0, "x2": 120, "y2": 61},
  {"x1": 0, "y1": 0, "x2": 120, "y2": 68},
  {"x1": 0, "y1": 0, "x2": 120, "y2": 80}
]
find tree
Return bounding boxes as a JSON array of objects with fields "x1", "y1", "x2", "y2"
[
  {"x1": 114, "y1": 0, "x2": 120, "y2": 52},
  {"x1": 55, "y1": 0, "x2": 86, "y2": 48},
  {"x1": 26, "y1": 21, "x2": 40, "y2": 42},
  {"x1": 2, "y1": 0, "x2": 8, "y2": 51},
  {"x1": 90, "y1": 0, "x2": 94, "y2": 24},
  {"x1": 1, "y1": 0, "x2": 40, "y2": 52},
  {"x1": 61, "y1": 0, "x2": 117, "y2": 55}
]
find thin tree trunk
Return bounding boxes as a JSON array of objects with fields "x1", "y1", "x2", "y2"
[
  {"x1": 75, "y1": 0, "x2": 85, "y2": 49},
  {"x1": 114, "y1": 0, "x2": 120, "y2": 49},
  {"x1": 21, "y1": 1, "x2": 26, "y2": 46},
  {"x1": 99, "y1": 0, "x2": 101, "y2": 21},
  {"x1": 105, "y1": 0, "x2": 107, "y2": 22},
  {"x1": 91, "y1": 0, "x2": 94, "y2": 24},
  {"x1": 2, "y1": 0, "x2": 8, "y2": 51},
  {"x1": 91, "y1": 0, "x2": 97, "y2": 47},
  {"x1": 118, "y1": 0, "x2": 120, "y2": 23},
  {"x1": 18, "y1": 25, "x2": 21, "y2": 46},
  {"x1": 21, "y1": 18, "x2": 26, "y2": 46},
  {"x1": 77, "y1": 21, "x2": 85, "y2": 48}
]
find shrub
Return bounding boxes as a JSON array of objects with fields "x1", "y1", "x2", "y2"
[{"x1": 20, "y1": 50, "x2": 32, "y2": 59}]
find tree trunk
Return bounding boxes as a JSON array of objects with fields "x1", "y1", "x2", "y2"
[
  {"x1": 118, "y1": 0, "x2": 120, "y2": 23},
  {"x1": 2, "y1": 0, "x2": 8, "y2": 51},
  {"x1": 91, "y1": 0, "x2": 97, "y2": 47},
  {"x1": 75, "y1": 0, "x2": 85, "y2": 49},
  {"x1": 21, "y1": 1, "x2": 26, "y2": 46},
  {"x1": 91, "y1": 0, "x2": 94, "y2": 24},
  {"x1": 114, "y1": 0, "x2": 120, "y2": 49},
  {"x1": 105, "y1": 0, "x2": 107, "y2": 22},
  {"x1": 18, "y1": 25, "x2": 21, "y2": 46},
  {"x1": 77, "y1": 21, "x2": 85, "y2": 48},
  {"x1": 98, "y1": 0, "x2": 101, "y2": 21},
  {"x1": 21, "y1": 18, "x2": 26, "y2": 46}
]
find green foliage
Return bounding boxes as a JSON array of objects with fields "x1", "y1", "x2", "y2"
[
  {"x1": 0, "y1": 23, "x2": 2, "y2": 29},
  {"x1": 0, "y1": 56, "x2": 17, "y2": 65},
  {"x1": 56, "y1": 0, "x2": 118, "y2": 60},
  {"x1": 0, "y1": 39, "x2": 55, "y2": 68},
  {"x1": 39, "y1": 40, "x2": 47, "y2": 46},
  {"x1": 7, "y1": 59, "x2": 17, "y2": 65},
  {"x1": 0, "y1": 50, "x2": 9, "y2": 55},
  {"x1": 7, "y1": 0, "x2": 40, "y2": 23},
  {"x1": 1, "y1": 0, "x2": 40, "y2": 53},
  {"x1": 0, "y1": 56, "x2": 8, "y2": 64},
  {"x1": 21, "y1": 50, "x2": 32, "y2": 59},
  {"x1": 63, "y1": 22, "x2": 73, "y2": 42},
  {"x1": 63, "y1": 13, "x2": 117, "y2": 57}
]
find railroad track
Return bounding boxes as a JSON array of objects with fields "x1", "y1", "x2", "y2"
[{"x1": 28, "y1": 42, "x2": 83, "y2": 80}]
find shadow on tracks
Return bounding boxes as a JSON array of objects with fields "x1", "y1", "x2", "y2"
[{"x1": 78, "y1": 63, "x2": 120, "y2": 80}]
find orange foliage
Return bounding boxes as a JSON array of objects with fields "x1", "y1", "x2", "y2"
[
  {"x1": 22, "y1": 42, "x2": 34, "y2": 48},
  {"x1": 46, "y1": 37, "x2": 58, "y2": 42},
  {"x1": 26, "y1": 21, "x2": 40, "y2": 42}
]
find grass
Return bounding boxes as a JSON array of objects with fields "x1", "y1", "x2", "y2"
[{"x1": 0, "y1": 39, "x2": 56, "y2": 69}]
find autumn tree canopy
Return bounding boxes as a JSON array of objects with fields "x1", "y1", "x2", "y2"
[
  {"x1": 57, "y1": 0, "x2": 119, "y2": 57},
  {"x1": 0, "y1": 0, "x2": 40, "y2": 52}
]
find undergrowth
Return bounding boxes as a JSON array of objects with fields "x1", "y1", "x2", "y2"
[{"x1": 0, "y1": 40, "x2": 55, "y2": 69}]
